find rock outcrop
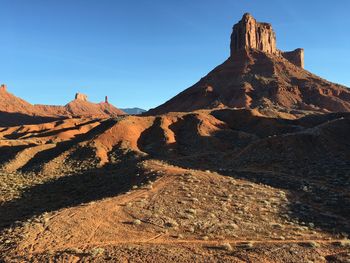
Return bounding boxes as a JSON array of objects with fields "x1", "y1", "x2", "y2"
[
  {"x1": 230, "y1": 13, "x2": 277, "y2": 55},
  {"x1": 230, "y1": 13, "x2": 304, "y2": 68},
  {"x1": 281, "y1": 48, "x2": 304, "y2": 68},
  {"x1": 75, "y1": 93, "x2": 88, "y2": 101},
  {"x1": 0, "y1": 84, "x2": 7, "y2": 92},
  {"x1": 41, "y1": 93, "x2": 125, "y2": 117},
  {"x1": 147, "y1": 13, "x2": 350, "y2": 116}
]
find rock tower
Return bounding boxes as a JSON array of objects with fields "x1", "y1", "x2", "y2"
[
  {"x1": 230, "y1": 13, "x2": 304, "y2": 68},
  {"x1": 75, "y1": 93, "x2": 88, "y2": 101}
]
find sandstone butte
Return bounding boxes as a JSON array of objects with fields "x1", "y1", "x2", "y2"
[{"x1": 148, "y1": 13, "x2": 350, "y2": 117}]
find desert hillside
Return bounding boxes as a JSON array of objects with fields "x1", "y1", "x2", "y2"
[{"x1": 0, "y1": 109, "x2": 349, "y2": 262}]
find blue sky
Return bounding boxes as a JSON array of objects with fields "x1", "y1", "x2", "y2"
[{"x1": 1, "y1": 0, "x2": 349, "y2": 110}]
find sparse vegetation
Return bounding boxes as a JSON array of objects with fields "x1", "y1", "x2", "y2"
[
  {"x1": 220, "y1": 242, "x2": 232, "y2": 251},
  {"x1": 0, "y1": 92, "x2": 349, "y2": 262},
  {"x1": 333, "y1": 239, "x2": 350, "y2": 247},
  {"x1": 133, "y1": 219, "x2": 142, "y2": 225},
  {"x1": 90, "y1": 247, "x2": 105, "y2": 257},
  {"x1": 305, "y1": 241, "x2": 320, "y2": 248}
]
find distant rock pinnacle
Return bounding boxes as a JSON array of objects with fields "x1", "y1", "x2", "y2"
[
  {"x1": 75, "y1": 93, "x2": 88, "y2": 101},
  {"x1": 0, "y1": 84, "x2": 7, "y2": 92}
]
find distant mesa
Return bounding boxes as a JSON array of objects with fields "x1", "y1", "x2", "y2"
[
  {"x1": 74, "y1": 93, "x2": 110, "y2": 105},
  {"x1": 65, "y1": 92, "x2": 125, "y2": 117},
  {"x1": 0, "y1": 85, "x2": 125, "y2": 126},
  {"x1": 121, "y1": 107, "x2": 146, "y2": 115},
  {"x1": 147, "y1": 13, "x2": 350, "y2": 116}
]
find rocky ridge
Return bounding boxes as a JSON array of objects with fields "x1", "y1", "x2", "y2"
[{"x1": 0, "y1": 87, "x2": 125, "y2": 126}]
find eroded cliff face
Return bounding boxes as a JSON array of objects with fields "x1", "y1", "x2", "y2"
[
  {"x1": 230, "y1": 13, "x2": 304, "y2": 69},
  {"x1": 282, "y1": 48, "x2": 304, "y2": 68},
  {"x1": 75, "y1": 93, "x2": 88, "y2": 101},
  {"x1": 230, "y1": 13, "x2": 277, "y2": 55}
]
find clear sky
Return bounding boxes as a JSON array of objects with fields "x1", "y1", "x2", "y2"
[{"x1": 1, "y1": 0, "x2": 349, "y2": 110}]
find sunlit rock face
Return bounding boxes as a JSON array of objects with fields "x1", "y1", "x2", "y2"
[
  {"x1": 230, "y1": 13, "x2": 304, "y2": 68},
  {"x1": 230, "y1": 13, "x2": 277, "y2": 55}
]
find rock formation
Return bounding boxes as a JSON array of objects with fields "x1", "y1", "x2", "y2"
[
  {"x1": 147, "y1": 13, "x2": 350, "y2": 116},
  {"x1": 0, "y1": 85, "x2": 125, "y2": 125},
  {"x1": 230, "y1": 13, "x2": 277, "y2": 55},
  {"x1": 0, "y1": 84, "x2": 7, "y2": 92},
  {"x1": 75, "y1": 93, "x2": 88, "y2": 101},
  {"x1": 230, "y1": 13, "x2": 304, "y2": 68},
  {"x1": 41, "y1": 93, "x2": 125, "y2": 117},
  {"x1": 281, "y1": 48, "x2": 304, "y2": 68}
]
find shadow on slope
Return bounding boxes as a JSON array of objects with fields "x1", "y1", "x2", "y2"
[
  {"x1": 3, "y1": 119, "x2": 99, "y2": 140},
  {"x1": 0, "y1": 145, "x2": 36, "y2": 166},
  {"x1": 0, "y1": 111, "x2": 61, "y2": 127},
  {"x1": 137, "y1": 116, "x2": 172, "y2": 156},
  {"x1": 148, "y1": 112, "x2": 350, "y2": 236},
  {"x1": 20, "y1": 119, "x2": 118, "y2": 172},
  {"x1": 0, "y1": 156, "x2": 148, "y2": 232}
]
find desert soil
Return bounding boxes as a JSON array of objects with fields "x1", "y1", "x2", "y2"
[{"x1": 0, "y1": 111, "x2": 349, "y2": 262}]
